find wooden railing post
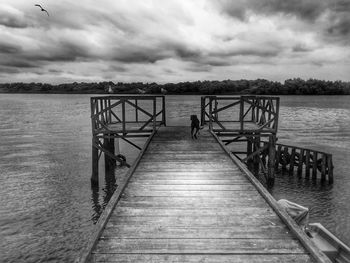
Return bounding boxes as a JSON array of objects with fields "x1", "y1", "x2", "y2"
[
  {"x1": 200, "y1": 97, "x2": 205, "y2": 126},
  {"x1": 162, "y1": 96, "x2": 166, "y2": 126},
  {"x1": 135, "y1": 99, "x2": 138, "y2": 123},
  {"x1": 209, "y1": 97, "x2": 213, "y2": 131},
  {"x1": 240, "y1": 97, "x2": 244, "y2": 131},
  {"x1": 153, "y1": 97, "x2": 156, "y2": 131},
  {"x1": 267, "y1": 134, "x2": 276, "y2": 187},
  {"x1": 274, "y1": 97, "x2": 280, "y2": 132},
  {"x1": 122, "y1": 98, "x2": 126, "y2": 136}
]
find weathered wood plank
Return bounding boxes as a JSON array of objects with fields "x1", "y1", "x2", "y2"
[
  {"x1": 127, "y1": 179, "x2": 249, "y2": 185},
  {"x1": 117, "y1": 197, "x2": 267, "y2": 208},
  {"x1": 131, "y1": 171, "x2": 242, "y2": 179},
  {"x1": 122, "y1": 189, "x2": 259, "y2": 197},
  {"x1": 125, "y1": 184, "x2": 256, "y2": 191},
  {"x1": 107, "y1": 215, "x2": 284, "y2": 227},
  {"x1": 94, "y1": 238, "x2": 306, "y2": 254},
  {"x1": 141, "y1": 153, "x2": 228, "y2": 159},
  {"x1": 101, "y1": 225, "x2": 292, "y2": 239},
  {"x1": 92, "y1": 254, "x2": 314, "y2": 263},
  {"x1": 113, "y1": 207, "x2": 277, "y2": 217},
  {"x1": 136, "y1": 162, "x2": 237, "y2": 171}
]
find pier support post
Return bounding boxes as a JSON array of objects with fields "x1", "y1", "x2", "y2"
[
  {"x1": 91, "y1": 137, "x2": 99, "y2": 187},
  {"x1": 246, "y1": 136, "x2": 253, "y2": 172},
  {"x1": 253, "y1": 135, "x2": 260, "y2": 176},
  {"x1": 104, "y1": 135, "x2": 115, "y2": 174},
  {"x1": 267, "y1": 135, "x2": 276, "y2": 187}
]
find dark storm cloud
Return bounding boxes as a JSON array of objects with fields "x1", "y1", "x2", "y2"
[
  {"x1": 0, "y1": 42, "x2": 21, "y2": 53},
  {"x1": 292, "y1": 44, "x2": 312, "y2": 53},
  {"x1": 326, "y1": 15, "x2": 350, "y2": 39},
  {"x1": 217, "y1": 0, "x2": 327, "y2": 21},
  {"x1": 217, "y1": 0, "x2": 350, "y2": 44},
  {"x1": 109, "y1": 65, "x2": 127, "y2": 73},
  {"x1": 3, "y1": 60, "x2": 37, "y2": 68},
  {"x1": 25, "y1": 41, "x2": 92, "y2": 62},
  {"x1": 0, "y1": 66, "x2": 21, "y2": 74}
]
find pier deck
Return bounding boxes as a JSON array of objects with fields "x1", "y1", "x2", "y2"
[{"x1": 78, "y1": 126, "x2": 331, "y2": 263}]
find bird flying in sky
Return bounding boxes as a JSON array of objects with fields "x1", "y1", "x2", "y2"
[{"x1": 35, "y1": 4, "x2": 49, "y2": 16}]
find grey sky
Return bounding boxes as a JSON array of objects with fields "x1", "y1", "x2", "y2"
[{"x1": 0, "y1": 0, "x2": 349, "y2": 83}]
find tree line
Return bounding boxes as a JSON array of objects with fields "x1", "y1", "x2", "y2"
[{"x1": 0, "y1": 78, "x2": 349, "y2": 95}]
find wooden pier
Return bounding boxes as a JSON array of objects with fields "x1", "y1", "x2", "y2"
[{"x1": 76, "y1": 95, "x2": 334, "y2": 263}]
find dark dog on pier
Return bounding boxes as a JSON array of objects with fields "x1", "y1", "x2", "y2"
[{"x1": 190, "y1": 115, "x2": 201, "y2": 139}]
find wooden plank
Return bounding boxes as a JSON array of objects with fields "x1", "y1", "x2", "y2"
[
  {"x1": 127, "y1": 179, "x2": 249, "y2": 185},
  {"x1": 131, "y1": 171, "x2": 243, "y2": 180},
  {"x1": 107, "y1": 215, "x2": 284, "y2": 226},
  {"x1": 94, "y1": 238, "x2": 306, "y2": 254},
  {"x1": 113, "y1": 207, "x2": 277, "y2": 217},
  {"x1": 125, "y1": 184, "x2": 256, "y2": 191},
  {"x1": 122, "y1": 189, "x2": 257, "y2": 197},
  {"x1": 101, "y1": 225, "x2": 292, "y2": 239},
  {"x1": 117, "y1": 197, "x2": 267, "y2": 208},
  {"x1": 92, "y1": 254, "x2": 314, "y2": 263},
  {"x1": 140, "y1": 153, "x2": 230, "y2": 161}
]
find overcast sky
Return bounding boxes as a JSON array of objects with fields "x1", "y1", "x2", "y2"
[{"x1": 1, "y1": 0, "x2": 349, "y2": 84}]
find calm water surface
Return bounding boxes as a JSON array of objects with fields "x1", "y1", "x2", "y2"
[{"x1": 0, "y1": 94, "x2": 349, "y2": 262}]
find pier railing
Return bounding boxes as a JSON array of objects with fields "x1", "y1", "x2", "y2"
[
  {"x1": 201, "y1": 96, "x2": 279, "y2": 134},
  {"x1": 90, "y1": 95, "x2": 166, "y2": 186},
  {"x1": 91, "y1": 95, "x2": 166, "y2": 137},
  {"x1": 270, "y1": 142, "x2": 334, "y2": 183}
]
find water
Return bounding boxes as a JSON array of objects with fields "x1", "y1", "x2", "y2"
[{"x1": 0, "y1": 94, "x2": 349, "y2": 262}]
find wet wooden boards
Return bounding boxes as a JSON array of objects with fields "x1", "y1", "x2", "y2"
[{"x1": 88, "y1": 126, "x2": 317, "y2": 262}]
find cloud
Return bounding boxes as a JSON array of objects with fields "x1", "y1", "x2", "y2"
[
  {"x1": 0, "y1": 42, "x2": 22, "y2": 54},
  {"x1": 0, "y1": 5, "x2": 28, "y2": 28},
  {"x1": 0, "y1": 0, "x2": 349, "y2": 83},
  {"x1": 217, "y1": 0, "x2": 327, "y2": 21}
]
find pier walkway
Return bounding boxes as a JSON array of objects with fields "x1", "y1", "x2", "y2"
[{"x1": 77, "y1": 126, "x2": 330, "y2": 263}]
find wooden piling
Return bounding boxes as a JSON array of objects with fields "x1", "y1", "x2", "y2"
[
  {"x1": 253, "y1": 135, "x2": 260, "y2": 175},
  {"x1": 328, "y1": 155, "x2": 333, "y2": 184},
  {"x1": 305, "y1": 150, "x2": 310, "y2": 179},
  {"x1": 312, "y1": 152, "x2": 318, "y2": 181},
  {"x1": 289, "y1": 148, "x2": 296, "y2": 176},
  {"x1": 246, "y1": 137, "x2": 253, "y2": 171},
  {"x1": 321, "y1": 155, "x2": 326, "y2": 183},
  {"x1": 91, "y1": 138, "x2": 99, "y2": 186},
  {"x1": 297, "y1": 149, "x2": 304, "y2": 178},
  {"x1": 267, "y1": 135, "x2": 276, "y2": 187},
  {"x1": 282, "y1": 146, "x2": 289, "y2": 171},
  {"x1": 275, "y1": 145, "x2": 282, "y2": 169}
]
